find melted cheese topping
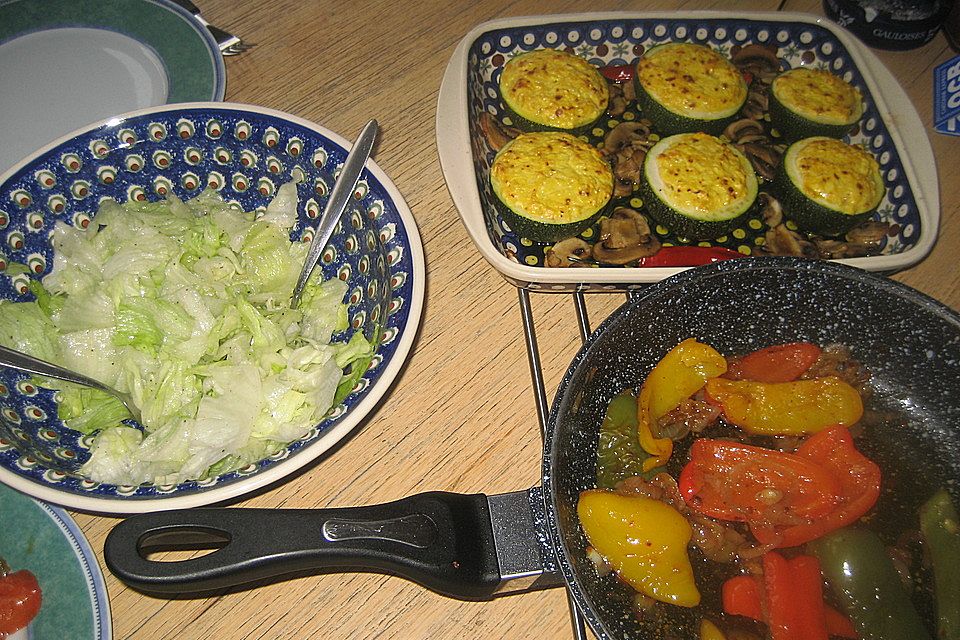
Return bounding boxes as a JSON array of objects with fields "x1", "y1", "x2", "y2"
[
  {"x1": 647, "y1": 133, "x2": 756, "y2": 220},
  {"x1": 772, "y1": 68, "x2": 863, "y2": 125},
  {"x1": 500, "y1": 49, "x2": 609, "y2": 129},
  {"x1": 636, "y1": 43, "x2": 747, "y2": 119},
  {"x1": 786, "y1": 137, "x2": 884, "y2": 214},
  {"x1": 490, "y1": 132, "x2": 613, "y2": 223}
]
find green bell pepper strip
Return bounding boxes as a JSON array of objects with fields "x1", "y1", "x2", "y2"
[
  {"x1": 808, "y1": 527, "x2": 932, "y2": 640},
  {"x1": 920, "y1": 488, "x2": 960, "y2": 640},
  {"x1": 596, "y1": 389, "x2": 659, "y2": 488}
]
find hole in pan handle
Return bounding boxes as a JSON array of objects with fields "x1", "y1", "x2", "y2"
[{"x1": 104, "y1": 488, "x2": 563, "y2": 599}]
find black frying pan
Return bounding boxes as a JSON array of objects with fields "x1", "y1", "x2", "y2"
[{"x1": 105, "y1": 257, "x2": 960, "y2": 638}]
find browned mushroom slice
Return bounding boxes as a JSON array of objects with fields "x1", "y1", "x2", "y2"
[
  {"x1": 478, "y1": 112, "x2": 519, "y2": 151},
  {"x1": 608, "y1": 82, "x2": 629, "y2": 117},
  {"x1": 593, "y1": 207, "x2": 661, "y2": 265},
  {"x1": 761, "y1": 223, "x2": 818, "y2": 258},
  {"x1": 740, "y1": 142, "x2": 784, "y2": 181},
  {"x1": 730, "y1": 44, "x2": 780, "y2": 70},
  {"x1": 846, "y1": 220, "x2": 894, "y2": 247},
  {"x1": 602, "y1": 122, "x2": 654, "y2": 196},
  {"x1": 723, "y1": 118, "x2": 766, "y2": 143},
  {"x1": 757, "y1": 192, "x2": 784, "y2": 227},
  {"x1": 813, "y1": 221, "x2": 895, "y2": 258},
  {"x1": 732, "y1": 44, "x2": 781, "y2": 80},
  {"x1": 545, "y1": 237, "x2": 593, "y2": 268}
]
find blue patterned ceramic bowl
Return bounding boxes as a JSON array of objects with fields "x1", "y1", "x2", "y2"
[
  {"x1": 438, "y1": 12, "x2": 939, "y2": 290},
  {"x1": 0, "y1": 103, "x2": 425, "y2": 513}
]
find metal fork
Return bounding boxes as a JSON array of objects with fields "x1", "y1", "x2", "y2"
[
  {"x1": 0, "y1": 344, "x2": 142, "y2": 424},
  {"x1": 170, "y1": 0, "x2": 254, "y2": 56}
]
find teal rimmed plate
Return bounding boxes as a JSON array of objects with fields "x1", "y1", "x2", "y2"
[
  {"x1": 0, "y1": 0, "x2": 225, "y2": 175},
  {"x1": 0, "y1": 482, "x2": 111, "y2": 639}
]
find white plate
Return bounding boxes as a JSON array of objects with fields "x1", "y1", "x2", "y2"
[
  {"x1": 0, "y1": 0, "x2": 226, "y2": 175},
  {"x1": 437, "y1": 11, "x2": 940, "y2": 290}
]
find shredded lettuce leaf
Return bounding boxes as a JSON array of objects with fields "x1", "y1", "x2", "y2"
[{"x1": 0, "y1": 183, "x2": 372, "y2": 485}]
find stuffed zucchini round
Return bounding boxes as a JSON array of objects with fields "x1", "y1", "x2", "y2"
[
  {"x1": 773, "y1": 137, "x2": 885, "y2": 236},
  {"x1": 499, "y1": 49, "x2": 609, "y2": 133},
  {"x1": 640, "y1": 133, "x2": 758, "y2": 241},
  {"x1": 490, "y1": 131, "x2": 614, "y2": 243},
  {"x1": 633, "y1": 43, "x2": 748, "y2": 136},
  {"x1": 769, "y1": 68, "x2": 864, "y2": 140}
]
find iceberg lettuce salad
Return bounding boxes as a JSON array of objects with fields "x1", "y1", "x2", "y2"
[{"x1": 0, "y1": 183, "x2": 372, "y2": 486}]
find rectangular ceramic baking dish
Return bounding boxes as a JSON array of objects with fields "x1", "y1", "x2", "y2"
[{"x1": 437, "y1": 11, "x2": 939, "y2": 291}]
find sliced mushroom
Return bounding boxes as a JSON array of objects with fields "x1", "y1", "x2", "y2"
[
  {"x1": 593, "y1": 207, "x2": 661, "y2": 265},
  {"x1": 846, "y1": 221, "x2": 894, "y2": 247},
  {"x1": 741, "y1": 89, "x2": 770, "y2": 121},
  {"x1": 732, "y1": 43, "x2": 781, "y2": 72},
  {"x1": 723, "y1": 118, "x2": 766, "y2": 143},
  {"x1": 739, "y1": 142, "x2": 785, "y2": 181},
  {"x1": 608, "y1": 82, "x2": 629, "y2": 117},
  {"x1": 812, "y1": 221, "x2": 895, "y2": 259},
  {"x1": 761, "y1": 223, "x2": 818, "y2": 258},
  {"x1": 545, "y1": 237, "x2": 593, "y2": 267},
  {"x1": 603, "y1": 121, "x2": 653, "y2": 155},
  {"x1": 478, "y1": 112, "x2": 519, "y2": 151},
  {"x1": 602, "y1": 121, "x2": 654, "y2": 196},
  {"x1": 758, "y1": 192, "x2": 783, "y2": 227}
]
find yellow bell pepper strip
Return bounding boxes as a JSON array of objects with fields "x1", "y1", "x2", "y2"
[
  {"x1": 577, "y1": 489, "x2": 701, "y2": 607},
  {"x1": 637, "y1": 338, "x2": 727, "y2": 470},
  {"x1": 704, "y1": 376, "x2": 863, "y2": 436},
  {"x1": 700, "y1": 618, "x2": 727, "y2": 640}
]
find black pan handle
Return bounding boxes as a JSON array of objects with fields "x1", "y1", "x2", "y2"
[{"x1": 105, "y1": 491, "x2": 504, "y2": 599}]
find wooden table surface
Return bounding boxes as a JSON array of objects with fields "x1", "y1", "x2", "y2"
[{"x1": 67, "y1": 0, "x2": 959, "y2": 638}]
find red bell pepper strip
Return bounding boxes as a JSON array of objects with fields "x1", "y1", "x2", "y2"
[
  {"x1": 635, "y1": 245, "x2": 742, "y2": 268},
  {"x1": 764, "y1": 552, "x2": 829, "y2": 640},
  {"x1": 721, "y1": 572, "x2": 857, "y2": 639},
  {"x1": 599, "y1": 63, "x2": 634, "y2": 82},
  {"x1": 722, "y1": 574, "x2": 763, "y2": 620},
  {"x1": 0, "y1": 558, "x2": 42, "y2": 636},
  {"x1": 751, "y1": 426, "x2": 881, "y2": 548},
  {"x1": 679, "y1": 438, "x2": 842, "y2": 525},
  {"x1": 724, "y1": 342, "x2": 823, "y2": 383}
]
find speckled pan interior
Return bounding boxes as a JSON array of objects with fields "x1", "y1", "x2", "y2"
[{"x1": 543, "y1": 256, "x2": 960, "y2": 639}]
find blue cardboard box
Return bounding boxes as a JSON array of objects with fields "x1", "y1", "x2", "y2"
[{"x1": 934, "y1": 55, "x2": 960, "y2": 136}]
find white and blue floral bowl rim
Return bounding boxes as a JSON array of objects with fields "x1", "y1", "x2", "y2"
[
  {"x1": 437, "y1": 11, "x2": 940, "y2": 290},
  {"x1": 0, "y1": 103, "x2": 425, "y2": 514}
]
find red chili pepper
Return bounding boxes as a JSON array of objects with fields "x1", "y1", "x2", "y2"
[
  {"x1": 635, "y1": 246, "x2": 742, "y2": 268},
  {"x1": 751, "y1": 425, "x2": 881, "y2": 548},
  {"x1": 724, "y1": 342, "x2": 823, "y2": 383},
  {"x1": 722, "y1": 572, "x2": 857, "y2": 639},
  {"x1": 0, "y1": 559, "x2": 42, "y2": 636},
  {"x1": 599, "y1": 63, "x2": 635, "y2": 82}
]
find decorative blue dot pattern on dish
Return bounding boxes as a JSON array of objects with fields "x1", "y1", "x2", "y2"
[
  {"x1": 466, "y1": 17, "x2": 921, "y2": 267},
  {"x1": 0, "y1": 106, "x2": 416, "y2": 501}
]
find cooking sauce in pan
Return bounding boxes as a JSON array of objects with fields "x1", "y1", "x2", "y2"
[{"x1": 581, "y1": 340, "x2": 956, "y2": 639}]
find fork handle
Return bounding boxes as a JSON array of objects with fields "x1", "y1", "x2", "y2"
[{"x1": 0, "y1": 344, "x2": 108, "y2": 391}]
